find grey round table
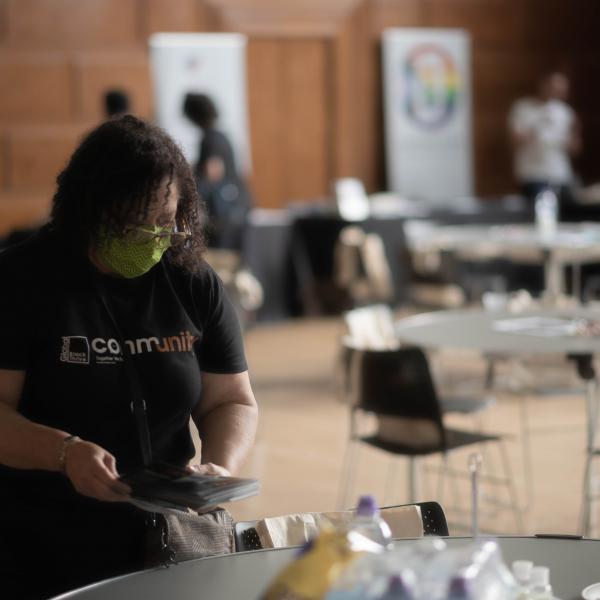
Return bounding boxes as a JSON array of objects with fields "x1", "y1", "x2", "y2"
[
  {"x1": 396, "y1": 308, "x2": 600, "y2": 537},
  {"x1": 394, "y1": 308, "x2": 600, "y2": 356},
  {"x1": 51, "y1": 537, "x2": 600, "y2": 600}
]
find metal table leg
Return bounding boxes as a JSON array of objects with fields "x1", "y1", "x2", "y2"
[{"x1": 569, "y1": 354, "x2": 599, "y2": 537}]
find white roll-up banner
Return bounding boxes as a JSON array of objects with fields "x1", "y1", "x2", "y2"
[
  {"x1": 382, "y1": 28, "x2": 473, "y2": 200},
  {"x1": 149, "y1": 33, "x2": 251, "y2": 174}
]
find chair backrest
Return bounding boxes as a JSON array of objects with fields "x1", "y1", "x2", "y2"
[
  {"x1": 234, "y1": 501, "x2": 449, "y2": 552},
  {"x1": 343, "y1": 304, "x2": 398, "y2": 350},
  {"x1": 334, "y1": 178, "x2": 369, "y2": 221},
  {"x1": 359, "y1": 346, "x2": 444, "y2": 423},
  {"x1": 334, "y1": 230, "x2": 394, "y2": 306},
  {"x1": 341, "y1": 343, "x2": 446, "y2": 449}
]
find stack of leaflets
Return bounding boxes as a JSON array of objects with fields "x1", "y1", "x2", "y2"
[
  {"x1": 493, "y1": 316, "x2": 579, "y2": 337},
  {"x1": 120, "y1": 461, "x2": 260, "y2": 513},
  {"x1": 493, "y1": 316, "x2": 600, "y2": 338}
]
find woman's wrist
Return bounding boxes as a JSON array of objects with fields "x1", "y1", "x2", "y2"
[{"x1": 57, "y1": 434, "x2": 80, "y2": 474}]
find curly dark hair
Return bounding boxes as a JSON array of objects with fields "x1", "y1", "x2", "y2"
[{"x1": 50, "y1": 115, "x2": 206, "y2": 274}]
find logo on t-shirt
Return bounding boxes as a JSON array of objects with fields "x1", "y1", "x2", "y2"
[
  {"x1": 59, "y1": 331, "x2": 198, "y2": 365},
  {"x1": 60, "y1": 336, "x2": 90, "y2": 365}
]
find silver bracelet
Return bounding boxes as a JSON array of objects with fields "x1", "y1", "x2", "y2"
[{"x1": 58, "y1": 435, "x2": 80, "y2": 475}]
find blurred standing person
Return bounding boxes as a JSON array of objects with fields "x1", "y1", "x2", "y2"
[
  {"x1": 183, "y1": 93, "x2": 252, "y2": 250},
  {"x1": 508, "y1": 72, "x2": 582, "y2": 218}
]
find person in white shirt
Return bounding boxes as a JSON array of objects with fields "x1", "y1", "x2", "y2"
[{"x1": 508, "y1": 72, "x2": 581, "y2": 216}]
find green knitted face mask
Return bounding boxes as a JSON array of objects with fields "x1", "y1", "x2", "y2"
[{"x1": 95, "y1": 225, "x2": 172, "y2": 278}]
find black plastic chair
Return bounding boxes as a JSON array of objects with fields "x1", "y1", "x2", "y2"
[
  {"x1": 337, "y1": 344, "x2": 522, "y2": 532},
  {"x1": 342, "y1": 306, "x2": 495, "y2": 417},
  {"x1": 234, "y1": 500, "x2": 449, "y2": 552}
]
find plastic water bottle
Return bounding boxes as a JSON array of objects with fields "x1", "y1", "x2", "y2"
[
  {"x1": 351, "y1": 495, "x2": 393, "y2": 549},
  {"x1": 512, "y1": 560, "x2": 533, "y2": 599},
  {"x1": 528, "y1": 566, "x2": 553, "y2": 599},
  {"x1": 534, "y1": 188, "x2": 558, "y2": 239}
]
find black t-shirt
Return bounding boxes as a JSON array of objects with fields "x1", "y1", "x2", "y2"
[
  {"x1": 0, "y1": 228, "x2": 247, "y2": 506},
  {"x1": 198, "y1": 128, "x2": 238, "y2": 182}
]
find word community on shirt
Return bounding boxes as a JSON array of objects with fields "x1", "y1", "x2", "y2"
[{"x1": 59, "y1": 331, "x2": 198, "y2": 365}]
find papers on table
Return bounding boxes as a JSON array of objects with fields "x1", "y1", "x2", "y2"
[{"x1": 493, "y1": 316, "x2": 600, "y2": 338}]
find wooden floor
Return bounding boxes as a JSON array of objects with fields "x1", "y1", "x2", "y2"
[{"x1": 222, "y1": 316, "x2": 592, "y2": 537}]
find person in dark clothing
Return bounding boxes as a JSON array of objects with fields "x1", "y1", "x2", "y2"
[
  {"x1": 183, "y1": 92, "x2": 252, "y2": 250},
  {"x1": 104, "y1": 89, "x2": 131, "y2": 118},
  {"x1": 0, "y1": 115, "x2": 258, "y2": 599}
]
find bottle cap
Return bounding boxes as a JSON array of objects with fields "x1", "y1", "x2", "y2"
[
  {"x1": 512, "y1": 560, "x2": 534, "y2": 582},
  {"x1": 530, "y1": 566, "x2": 550, "y2": 587},
  {"x1": 448, "y1": 575, "x2": 470, "y2": 598},
  {"x1": 356, "y1": 494, "x2": 378, "y2": 517},
  {"x1": 388, "y1": 575, "x2": 407, "y2": 592}
]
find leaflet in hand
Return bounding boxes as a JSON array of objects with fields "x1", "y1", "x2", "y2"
[{"x1": 120, "y1": 461, "x2": 260, "y2": 513}]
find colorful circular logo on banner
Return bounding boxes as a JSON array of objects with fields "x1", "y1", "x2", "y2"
[{"x1": 403, "y1": 44, "x2": 460, "y2": 129}]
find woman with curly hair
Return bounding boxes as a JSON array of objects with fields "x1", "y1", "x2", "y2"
[{"x1": 0, "y1": 115, "x2": 258, "y2": 599}]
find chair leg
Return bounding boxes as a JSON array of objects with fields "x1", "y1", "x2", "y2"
[
  {"x1": 581, "y1": 377, "x2": 600, "y2": 537},
  {"x1": 436, "y1": 455, "x2": 448, "y2": 508},
  {"x1": 499, "y1": 440, "x2": 524, "y2": 534},
  {"x1": 580, "y1": 452, "x2": 593, "y2": 536},
  {"x1": 447, "y1": 454, "x2": 462, "y2": 517},
  {"x1": 518, "y1": 392, "x2": 534, "y2": 513},
  {"x1": 408, "y1": 457, "x2": 419, "y2": 503},
  {"x1": 337, "y1": 439, "x2": 361, "y2": 510}
]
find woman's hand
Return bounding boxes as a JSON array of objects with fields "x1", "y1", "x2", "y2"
[
  {"x1": 64, "y1": 440, "x2": 131, "y2": 502},
  {"x1": 186, "y1": 462, "x2": 231, "y2": 477}
]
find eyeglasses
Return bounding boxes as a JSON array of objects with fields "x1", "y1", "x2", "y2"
[{"x1": 122, "y1": 224, "x2": 193, "y2": 248}]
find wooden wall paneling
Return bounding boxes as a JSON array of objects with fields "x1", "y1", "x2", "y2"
[
  {"x1": 74, "y1": 52, "x2": 153, "y2": 121},
  {"x1": 0, "y1": 0, "x2": 8, "y2": 42},
  {"x1": 0, "y1": 131, "x2": 8, "y2": 189},
  {"x1": 5, "y1": 0, "x2": 140, "y2": 50},
  {"x1": 7, "y1": 124, "x2": 92, "y2": 192},
  {"x1": 214, "y1": 1, "x2": 365, "y2": 208},
  {"x1": 473, "y1": 113, "x2": 514, "y2": 195},
  {"x1": 331, "y1": 0, "x2": 381, "y2": 191},
  {"x1": 559, "y1": 0, "x2": 600, "y2": 53},
  {"x1": 570, "y1": 53, "x2": 600, "y2": 114},
  {"x1": 423, "y1": 0, "x2": 529, "y2": 50},
  {"x1": 282, "y1": 39, "x2": 330, "y2": 202},
  {"x1": 473, "y1": 50, "x2": 553, "y2": 113},
  {"x1": 370, "y1": 0, "x2": 425, "y2": 31},
  {"x1": 0, "y1": 54, "x2": 73, "y2": 123},
  {"x1": 571, "y1": 49, "x2": 600, "y2": 183},
  {"x1": 520, "y1": 0, "x2": 587, "y2": 53},
  {"x1": 196, "y1": 1, "x2": 226, "y2": 31},
  {"x1": 142, "y1": 0, "x2": 203, "y2": 37},
  {"x1": 330, "y1": 20, "x2": 351, "y2": 182},
  {"x1": 208, "y1": 0, "x2": 359, "y2": 37},
  {"x1": 0, "y1": 0, "x2": 597, "y2": 212},
  {"x1": 577, "y1": 116, "x2": 600, "y2": 184},
  {"x1": 246, "y1": 39, "x2": 285, "y2": 209}
]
